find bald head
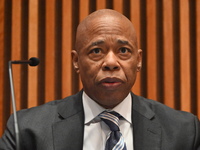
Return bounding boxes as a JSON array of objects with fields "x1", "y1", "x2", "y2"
[{"x1": 75, "y1": 9, "x2": 138, "y2": 51}]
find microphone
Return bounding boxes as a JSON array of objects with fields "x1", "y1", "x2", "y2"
[
  {"x1": 8, "y1": 57, "x2": 40, "y2": 150},
  {"x1": 11, "y1": 57, "x2": 40, "y2": 66}
]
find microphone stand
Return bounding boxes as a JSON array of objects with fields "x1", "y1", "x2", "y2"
[
  {"x1": 8, "y1": 61, "x2": 20, "y2": 150},
  {"x1": 7, "y1": 57, "x2": 39, "y2": 150}
]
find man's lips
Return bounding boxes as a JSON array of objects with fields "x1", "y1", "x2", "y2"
[{"x1": 99, "y1": 77, "x2": 123, "y2": 88}]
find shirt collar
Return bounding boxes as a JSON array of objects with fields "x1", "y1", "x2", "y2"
[{"x1": 82, "y1": 91, "x2": 132, "y2": 124}]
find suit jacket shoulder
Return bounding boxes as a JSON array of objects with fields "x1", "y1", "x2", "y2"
[
  {"x1": 131, "y1": 93, "x2": 200, "y2": 150},
  {"x1": 0, "y1": 91, "x2": 84, "y2": 150}
]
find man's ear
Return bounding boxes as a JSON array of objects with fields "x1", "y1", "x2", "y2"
[
  {"x1": 71, "y1": 50, "x2": 80, "y2": 73},
  {"x1": 137, "y1": 49, "x2": 142, "y2": 72}
]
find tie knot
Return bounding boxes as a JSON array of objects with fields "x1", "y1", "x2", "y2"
[{"x1": 99, "y1": 111, "x2": 121, "y2": 131}]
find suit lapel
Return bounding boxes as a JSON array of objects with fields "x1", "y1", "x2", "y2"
[
  {"x1": 131, "y1": 93, "x2": 161, "y2": 150},
  {"x1": 52, "y1": 91, "x2": 85, "y2": 150}
]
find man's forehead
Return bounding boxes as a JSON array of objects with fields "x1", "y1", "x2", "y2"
[
  {"x1": 75, "y1": 9, "x2": 138, "y2": 51},
  {"x1": 81, "y1": 16, "x2": 133, "y2": 37}
]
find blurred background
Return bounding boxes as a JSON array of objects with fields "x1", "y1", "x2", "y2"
[{"x1": 0, "y1": 0, "x2": 200, "y2": 136}]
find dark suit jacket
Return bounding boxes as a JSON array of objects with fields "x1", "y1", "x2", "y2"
[{"x1": 0, "y1": 91, "x2": 200, "y2": 150}]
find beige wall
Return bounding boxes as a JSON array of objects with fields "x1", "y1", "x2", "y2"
[{"x1": 0, "y1": 0, "x2": 200, "y2": 136}]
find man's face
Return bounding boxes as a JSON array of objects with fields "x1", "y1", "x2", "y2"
[{"x1": 72, "y1": 15, "x2": 142, "y2": 108}]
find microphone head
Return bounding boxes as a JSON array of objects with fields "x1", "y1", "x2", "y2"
[{"x1": 29, "y1": 57, "x2": 40, "y2": 66}]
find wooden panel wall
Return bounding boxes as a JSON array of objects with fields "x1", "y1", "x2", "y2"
[{"x1": 0, "y1": 0, "x2": 200, "y2": 136}]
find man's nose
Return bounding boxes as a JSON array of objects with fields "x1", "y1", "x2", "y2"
[{"x1": 102, "y1": 52, "x2": 120, "y2": 71}]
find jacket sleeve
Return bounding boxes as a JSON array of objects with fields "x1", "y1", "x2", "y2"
[
  {"x1": 195, "y1": 117, "x2": 200, "y2": 150},
  {"x1": 0, "y1": 115, "x2": 16, "y2": 150}
]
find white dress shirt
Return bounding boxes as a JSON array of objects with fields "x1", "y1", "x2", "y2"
[{"x1": 82, "y1": 91, "x2": 134, "y2": 150}]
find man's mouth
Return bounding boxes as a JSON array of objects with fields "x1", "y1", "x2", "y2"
[{"x1": 99, "y1": 77, "x2": 123, "y2": 89}]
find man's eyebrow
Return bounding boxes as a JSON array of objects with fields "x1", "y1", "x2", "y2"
[
  {"x1": 89, "y1": 39, "x2": 133, "y2": 48},
  {"x1": 91, "y1": 40, "x2": 105, "y2": 46},
  {"x1": 117, "y1": 39, "x2": 129, "y2": 45},
  {"x1": 117, "y1": 39, "x2": 136, "y2": 49}
]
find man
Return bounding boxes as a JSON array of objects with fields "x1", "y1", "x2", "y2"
[{"x1": 0, "y1": 9, "x2": 200, "y2": 150}]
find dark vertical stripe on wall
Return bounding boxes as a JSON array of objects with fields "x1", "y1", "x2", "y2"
[
  {"x1": 55, "y1": 0, "x2": 62, "y2": 100},
  {"x1": 72, "y1": 0, "x2": 80, "y2": 94},
  {"x1": 123, "y1": 0, "x2": 130, "y2": 19},
  {"x1": 189, "y1": 0, "x2": 197, "y2": 115},
  {"x1": 106, "y1": 0, "x2": 113, "y2": 9},
  {"x1": 3, "y1": 0, "x2": 12, "y2": 131},
  {"x1": 38, "y1": 0, "x2": 46, "y2": 105},
  {"x1": 89, "y1": 0, "x2": 96, "y2": 13},
  {"x1": 173, "y1": 0, "x2": 181, "y2": 110},
  {"x1": 156, "y1": 0, "x2": 164, "y2": 103},
  {"x1": 21, "y1": 0, "x2": 29, "y2": 109},
  {"x1": 140, "y1": 0, "x2": 147, "y2": 98}
]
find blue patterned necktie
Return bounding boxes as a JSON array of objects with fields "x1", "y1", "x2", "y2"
[{"x1": 99, "y1": 111, "x2": 127, "y2": 150}]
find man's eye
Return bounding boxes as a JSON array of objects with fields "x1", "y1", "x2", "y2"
[
  {"x1": 119, "y1": 47, "x2": 129, "y2": 53},
  {"x1": 91, "y1": 48, "x2": 101, "y2": 54},
  {"x1": 88, "y1": 48, "x2": 103, "y2": 61},
  {"x1": 118, "y1": 47, "x2": 132, "y2": 59}
]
